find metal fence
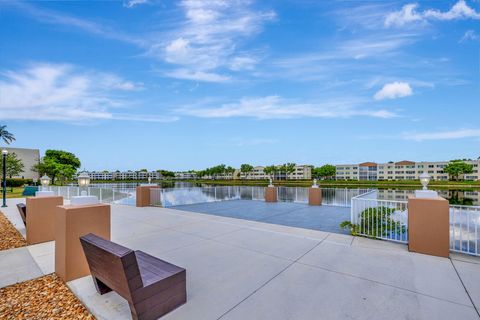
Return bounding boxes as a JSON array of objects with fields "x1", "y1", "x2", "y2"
[
  {"x1": 44, "y1": 186, "x2": 136, "y2": 206},
  {"x1": 450, "y1": 205, "x2": 480, "y2": 256},
  {"x1": 351, "y1": 194, "x2": 409, "y2": 243},
  {"x1": 150, "y1": 186, "x2": 370, "y2": 208}
]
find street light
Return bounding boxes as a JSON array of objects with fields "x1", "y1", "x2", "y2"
[
  {"x1": 312, "y1": 178, "x2": 319, "y2": 188},
  {"x1": 419, "y1": 173, "x2": 431, "y2": 190},
  {"x1": 77, "y1": 171, "x2": 91, "y2": 196},
  {"x1": 40, "y1": 174, "x2": 51, "y2": 191},
  {"x1": 2, "y1": 149, "x2": 7, "y2": 208}
]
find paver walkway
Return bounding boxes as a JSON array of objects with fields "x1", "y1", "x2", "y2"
[
  {"x1": 1, "y1": 198, "x2": 479, "y2": 320},
  {"x1": 172, "y1": 200, "x2": 351, "y2": 234}
]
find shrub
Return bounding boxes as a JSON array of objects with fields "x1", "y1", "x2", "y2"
[
  {"x1": 4, "y1": 178, "x2": 33, "y2": 187},
  {"x1": 340, "y1": 206, "x2": 406, "y2": 238}
]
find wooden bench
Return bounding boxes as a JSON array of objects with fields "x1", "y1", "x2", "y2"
[
  {"x1": 16, "y1": 203, "x2": 27, "y2": 226},
  {"x1": 80, "y1": 233, "x2": 186, "y2": 320}
]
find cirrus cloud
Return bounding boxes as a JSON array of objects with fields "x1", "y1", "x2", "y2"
[
  {"x1": 176, "y1": 95, "x2": 398, "y2": 120},
  {"x1": 0, "y1": 63, "x2": 176, "y2": 123}
]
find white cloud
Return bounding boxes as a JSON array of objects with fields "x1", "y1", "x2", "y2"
[
  {"x1": 403, "y1": 129, "x2": 480, "y2": 141},
  {"x1": 385, "y1": 1, "x2": 480, "y2": 27},
  {"x1": 123, "y1": 0, "x2": 149, "y2": 8},
  {"x1": 374, "y1": 82, "x2": 413, "y2": 100},
  {"x1": 460, "y1": 30, "x2": 479, "y2": 42},
  {"x1": 0, "y1": 63, "x2": 174, "y2": 123},
  {"x1": 165, "y1": 69, "x2": 231, "y2": 82},
  {"x1": 176, "y1": 95, "x2": 397, "y2": 120},
  {"x1": 157, "y1": 0, "x2": 275, "y2": 81}
]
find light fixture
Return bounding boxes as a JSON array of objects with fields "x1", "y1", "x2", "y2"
[
  {"x1": 148, "y1": 176, "x2": 152, "y2": 184},
  {"x1": 419, "y1": 173, "x2": 431, "y2": 191},
  {"x1": 312, "y1": 178, "x2": 319, "y2": 188},
  {"x1": 77, "y1": 171, "x2": 91, "y2": 188},
  {"x1": 77, "y1": 171, "x2": 91, "y2": 196},
  {"x1": 40, "y1": 174, "x2": 51, "y2": 189},
  {"x1": 1, "y1": 149, "x2": 7, "y2": 156}
]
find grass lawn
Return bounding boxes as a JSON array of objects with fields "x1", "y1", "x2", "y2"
[{"x1": 1, "y1": 187, "x2": 24, "y2": 199}]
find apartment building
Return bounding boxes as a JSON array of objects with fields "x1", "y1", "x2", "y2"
[
  {"x1": 336, "y1": 160, "x2": 480, "y2": 181},
  {"x1": 84, "y1": 171, "x2": 163, "y2": 180},
  {"x1": 174, "y1": 172, "x2": 197, "y2": 179},
  {"x1": 239, "y1": 165, "x2": 312, "y2": 180}
]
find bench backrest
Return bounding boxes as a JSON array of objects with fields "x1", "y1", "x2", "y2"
[
  {"x1": 80, "y1": 233, "x2": 143, "y2": 302},
  {"x1": 16, "y1": 203, "x2": 27, "y2": 226}
]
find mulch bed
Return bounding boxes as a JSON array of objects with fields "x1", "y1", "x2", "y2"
[
  {"x1": 0, "y1": 211, "x2": 27, "y2": 251},
  {"x1": 0, "y1": 273, "x2": 95, "y2": 319}
]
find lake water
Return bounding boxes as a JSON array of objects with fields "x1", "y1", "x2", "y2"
[{"x1": 86, "y1": 182, "x2": 480, "y2": 206}]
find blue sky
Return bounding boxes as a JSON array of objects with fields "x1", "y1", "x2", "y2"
[{"x1": 0, "y1": 0, "x2": 479, "y2": 171}]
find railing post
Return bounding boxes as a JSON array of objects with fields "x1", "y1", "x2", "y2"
[
  {"x1": 99, "y1": 188, "x2": 103, "y2": 203},
  {"x1": 408, "y1": 195, "x2": 449, "y2": 257}
]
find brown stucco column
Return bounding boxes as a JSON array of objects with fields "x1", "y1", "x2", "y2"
[
  {"x1": 408, "y1": 195, "x2": 449, "y2": 258},
  {"x1": 26, "y1": 196, "x2": 63, "y2": 245},
  {"x1": 55, "y1": 203, "x2": 111, "y2": 282},
  {"x1": 265, "y1": 187, "x2": 277, "y2": 202},
  {"x1": 136, "y1": 185, "x2": 160, "y2": 207},
  {"x1": 308, "y1": 188, "x2": 322, "y2": 206}
]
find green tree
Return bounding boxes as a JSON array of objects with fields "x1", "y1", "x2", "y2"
[
  {"x1": 240, "y1": 164, "x2": 254, "y2": 179},
  {"x1": 313, "y1": 164, "x2": 336, "y2": 180},
  {"x1": 32, "y1": 150, "x2": 81, "y2": 184},
  {"x1": 284, "y1": 163, "x2": 296, "y2": 180},
  {"x1": 6, "y1": 152, "x2": 24, "y2": 178},
  {"x1": 225, "y1": 166, "x2": 236, "y2": 179},
  {"x1": 138, "y1": 168, "x2": 148, "y2": 172},
  {"x1": 0, "y1": 125, "x2": 15, "y2": 145},
  {"x1": 157, "y1": 169, "x2": 175, "y2": 178},
  {"x1": 264, "y1": 165, "x2": 277, "y2": 180},
  {"x1": 444, "y1": 160, "x2": 473, "y2": 181}
]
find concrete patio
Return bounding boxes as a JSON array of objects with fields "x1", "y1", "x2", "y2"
[{"x1": 1, "y1": 198, "x2": 479, "y2": 320}]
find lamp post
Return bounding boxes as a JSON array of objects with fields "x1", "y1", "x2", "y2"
[
  {"x1": 40, "y1": 175, "x2": 51, "y2": 191},
  {"x1": 77, "y1": 172, "x2": 91, "y2": 196},
  {"x1": 312, "y1": 178, "x2": 319, "y2": 188},
  {"x1": 2, "y1": 149, "x2": 7, "y2": 208}
]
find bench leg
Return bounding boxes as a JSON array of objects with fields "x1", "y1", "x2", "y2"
[{"x1": 93, "y1": 276, "x2": 112, "y2": 295}]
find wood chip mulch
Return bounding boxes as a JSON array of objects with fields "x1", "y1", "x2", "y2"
[
  {"x1": 0, "y1": 211, "x2": 27, "y2": 251},
  {"x1": 0, "y1": 273, "x2": 95, "y2": 319}
]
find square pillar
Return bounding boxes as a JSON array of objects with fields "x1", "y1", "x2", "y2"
[
  {"x1": 26, "y1": 196, "x2": 63, "y2": 245},
  {"x1": 136, "y1": 186, "x2": 160, "y2": 207},
  {"x1": 308, "y1": 188, "x2": 322, "y2": 206},
  {"x1": 55, "y1": 204, "x2": 110, "y2": 282},
  {"x1": 408, "y1": 195, "x2": 449, "y2": 258},
  {"x1": 265, "y1": 187, "x2": 277, "y2": 202}
]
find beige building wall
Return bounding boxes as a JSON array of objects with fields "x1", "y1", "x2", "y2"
[
  {"x1": 337, "y1": 160, "x2": 480, "y2": 181},
  {"x1": 3, "y1": 147, "x2": 40, "y2": 180}
]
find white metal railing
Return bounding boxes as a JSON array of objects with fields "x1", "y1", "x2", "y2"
[
  {"x1": 350, "y1": 197, "x2": 408, "y2": 243},
  {"x1": 450, "y1": 205, "x2": 480, "y2": 256},
  {"x1": 150, "y1": 186, "x2": 370, "y2": 208},
  {"x1": 44, "y1": 186, "x2": 136, "y2": 206},
  {"x1": 150, "y1": 186, "x2": 265, "y2": 207}
]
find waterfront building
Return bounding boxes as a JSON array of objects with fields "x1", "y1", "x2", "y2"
[{"x1": 336, "y1": 160, "x2": 480, "y2": 181}]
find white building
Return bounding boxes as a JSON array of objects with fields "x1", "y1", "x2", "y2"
[{"x1": 336, "y1": 160, "x2": 480, "y2": 181}]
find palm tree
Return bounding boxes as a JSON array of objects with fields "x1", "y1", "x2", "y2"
[{"x1": 0, "y1": 125, "x2": 15, "y2": 145}]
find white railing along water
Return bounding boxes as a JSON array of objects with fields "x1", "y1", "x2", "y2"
[
  {"x1": 450, "y1": 205, "x2": 480, "y2": 256},
  {"x1": 350, "y1": 193, "x2": 408, "y2": 243},
  {"x1": 44, "y1": 186, "x2": 136, "y2": 206},
  {"x1": 150, "y1": 186, "x2": 369, "y2": 208}
]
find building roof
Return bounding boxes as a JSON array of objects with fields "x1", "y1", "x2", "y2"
[
  {"x1": 395, "y1": 160, "x2": 415, "y2": 166},
  {"x1": 359, "y1": 162, "x2": 377, "y2": 167}
]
